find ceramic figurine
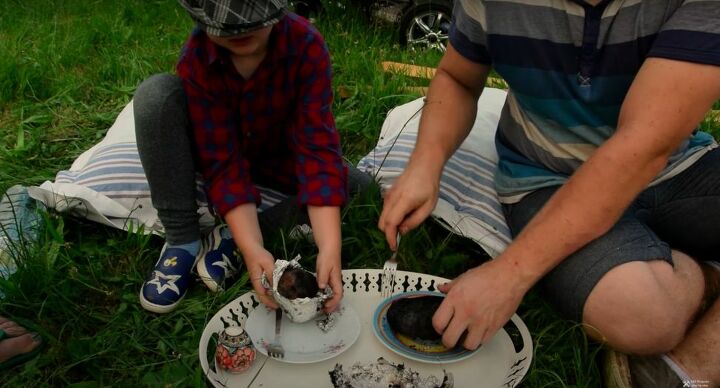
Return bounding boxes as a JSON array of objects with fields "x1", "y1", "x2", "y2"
[{"x1": 215, "y1": 326, "x2": 256, "y2": 373}]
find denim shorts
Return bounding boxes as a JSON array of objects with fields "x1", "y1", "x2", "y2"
[{"x1": 502, "y1": 147, "x2": 720, "y2": 322}]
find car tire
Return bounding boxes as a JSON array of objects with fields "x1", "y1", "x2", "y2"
[{"x1": 399, "y1": 0, "x2": 453, "y2": 52}]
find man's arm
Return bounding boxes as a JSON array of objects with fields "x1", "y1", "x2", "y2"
[
  {"x1": 433, "y1": 57, "x2": 720, "y2": 350},
  {"x1": 378, "y1": 43, "x2": 491, "y2": 248},
  {"x1": 499, "y1": 57, "x2": 720, "y2": 289}
]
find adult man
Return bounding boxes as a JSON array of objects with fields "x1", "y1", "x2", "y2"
[{"x1": 379, "y1": 0, "x2": 720, "y2": 385}]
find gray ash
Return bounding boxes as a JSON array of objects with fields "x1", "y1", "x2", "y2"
[{"x1": 329, "y1": 357, "x2": 453, "y2": 388}]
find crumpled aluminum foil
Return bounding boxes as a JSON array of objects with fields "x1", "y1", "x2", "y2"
[
  {"x1": 261, "y1": 255, "x2": 333, "y2": 323},
  {"x1": 329, "y1": 357, "x2": 454, "y2": 388}
]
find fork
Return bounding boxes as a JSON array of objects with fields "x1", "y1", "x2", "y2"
[
  {"x1": 267, "y1": 308, "x2": 284, "y2": 359},
  {"x1": 382, "y1": 232, "x2": 401, "y2": 298}
]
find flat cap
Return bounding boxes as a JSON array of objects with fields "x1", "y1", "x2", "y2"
[{"x1": 178, "y1": 0, "x2": 288, "y2": 36}]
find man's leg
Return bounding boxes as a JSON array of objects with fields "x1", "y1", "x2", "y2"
[
  {"x1": 583, "y1": 252, "x2": 704, "y2": 354},
  {"x1": 505, "y1": 187, "x2": 688, "y2": 342},
  {"x1": 504, "y1": 148, "x2": 720, "y2": 385},
  {"x1": 637, "y1": 148, "x2": 720, "y2": 384},
  {"x1": 586, "y1": 253, "x2": 720, "y2": 386},
  {"x1": 670, "y1": 292, "x2": 720, "y2": 384},
  {"x1": 504, "y1": 187, "x2": 710, "y2": 386}
]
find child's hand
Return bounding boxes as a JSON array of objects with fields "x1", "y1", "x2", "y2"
[
  {"x1": 306, "y1": 205, "x2": 343, "y2": 312},
  {"x1": 316, "y1": 249, "x2": 343, "y2": 313},
  {"x1": 245, "y1": 246, "x2": 279, "y2": 309}
]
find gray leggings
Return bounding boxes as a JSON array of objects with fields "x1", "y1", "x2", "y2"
[{"x1": 133, "y1": 73, "x2": 372, "y2": 245}]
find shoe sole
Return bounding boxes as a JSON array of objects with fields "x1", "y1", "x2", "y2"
[
  {"x1": 139, "y1": 289, "x2": 184, "y2": 314},
  {"x1": 196, "y1": 227, "x2": 222, "y2": 293},
  {"x1": 603, "y1": 349, "x2": 632, "y2": 388}
]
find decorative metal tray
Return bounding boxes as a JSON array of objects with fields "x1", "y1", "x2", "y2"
[{"x1": 199, "y1": 269, "x2": 533, "y2": 387}]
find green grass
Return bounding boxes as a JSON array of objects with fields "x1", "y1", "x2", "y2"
[{"x1": 1, "y1": 1, "x2": 717, "y2": 386}]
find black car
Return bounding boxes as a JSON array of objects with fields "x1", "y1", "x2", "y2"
[{"x1": 291, "y1": 0, "x2": 453, "y2": 52}]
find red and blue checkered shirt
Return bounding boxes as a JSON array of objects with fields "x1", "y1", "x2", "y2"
[{"x1": 176, "y1": 13, "x2": 347, "y2": 216}]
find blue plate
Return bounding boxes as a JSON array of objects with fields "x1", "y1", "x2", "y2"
[{"x1": 372, "y1": 291, "x2": 481, "y2": 364}]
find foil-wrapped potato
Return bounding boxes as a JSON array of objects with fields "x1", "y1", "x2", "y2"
[{"x1": 261, "y1": 255, "x2": 333, "y2": 323}]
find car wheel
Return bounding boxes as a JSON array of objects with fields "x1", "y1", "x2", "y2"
[{"x1": 399, "y1": 0, "x2": 453, "y2": 52}]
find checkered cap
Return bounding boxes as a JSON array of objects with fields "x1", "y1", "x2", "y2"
[{"x1": 178, "y1": 0, "x2": 288, "y2": 36}]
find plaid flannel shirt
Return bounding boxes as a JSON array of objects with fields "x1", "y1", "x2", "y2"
[{"x1": 176, "y1": 13, "x2": 347, "y2": 216}]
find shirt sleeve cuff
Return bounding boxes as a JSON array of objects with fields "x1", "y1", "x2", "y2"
[
  {"x1": 296, "y1": 171, "x2": 348, "y2": 207},
  {"x1": 209, "y1": 183, "x2": 262, "y2": 216}
]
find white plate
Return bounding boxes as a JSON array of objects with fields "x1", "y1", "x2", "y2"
[{"x1": 244, "y1": 303, "x2": 361, "y2": 364}]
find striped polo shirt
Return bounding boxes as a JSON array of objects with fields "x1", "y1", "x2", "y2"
[{"x1": 450, "y1": 0, "x2": 720, "y2": 203}]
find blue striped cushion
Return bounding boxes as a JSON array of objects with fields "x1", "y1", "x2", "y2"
[
  {"x1": 358, "y1": 93, "x2": 511, "y2": 257},
  {"x1": 52, "y1": 142, "x2": 288, "y2": 229}
]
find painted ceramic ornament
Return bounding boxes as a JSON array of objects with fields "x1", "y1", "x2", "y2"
[
  {"x1": 262, "y1": 255, "x2": 333, "y2": 323},
  {"x1": 215, "y1": 326, "x2": 256, "y2": 373}
]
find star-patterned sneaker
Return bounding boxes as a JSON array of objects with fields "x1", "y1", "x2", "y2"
[
  {"x1": 139, "y1": 244, "x2": 200, "y2": 313},
  {"x1": 196, "y1": 225, "x2": 241, "y2": 292}
]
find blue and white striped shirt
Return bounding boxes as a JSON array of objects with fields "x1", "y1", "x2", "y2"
[{"x1": 450, "y1": 0, "x2": 720, "y2": 203}]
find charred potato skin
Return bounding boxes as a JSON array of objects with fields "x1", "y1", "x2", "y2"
[
  {"x1": 386, "y1": 295, "x2": 444, "y2": 341},
  {"x1": 277, "y1": 267, "x2": 320, "y2": 300}
]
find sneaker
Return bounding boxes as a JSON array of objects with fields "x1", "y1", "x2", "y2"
[
  {"x1": 604, "y1": 349, "x2": 689, "y2": 388},
  {"x1": 139, "y1": 244, "x2": 200, "y2": 313},
  {"x1": 629, "y1": 354, "x2": 685, "y2": 388},
  {"x1": 288, "y1": 223, "x2": 314, "y2": 243},
  {"x1": 196, "y1": 225, "x2": 241, "y2": 292},
  {"x1": 603, "y1": 349, "x2": 632, "y2": 388}
]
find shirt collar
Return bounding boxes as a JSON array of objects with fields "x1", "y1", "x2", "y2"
[{"x1": 570, "y1": 0, "x2": 613, "y2": 8}]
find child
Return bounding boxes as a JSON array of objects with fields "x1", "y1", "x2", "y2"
[{"x1": 134, "y1": 0, "x2": 370, "y2": 313}]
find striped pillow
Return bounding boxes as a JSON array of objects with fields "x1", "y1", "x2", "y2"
[
  {"x1": 358, "y1": 90, "x2": 511, "y2": 257},
  {"x1": 32, "y1": 98, "x2": 289, "y2": 235},
  {"x1": 51, "y1": 141, "x2": 289, "y2": 230}
]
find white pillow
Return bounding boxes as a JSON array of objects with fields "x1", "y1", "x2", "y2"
[
  {"x1": 357, "y1": 88, "x2": 511, "y2": 258},
  {"x1": 28, "y1": 100, "x2": 288, "y2": 235}
]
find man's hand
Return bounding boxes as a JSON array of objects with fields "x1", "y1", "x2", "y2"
[
  {"x1": 316, "y1": 248, "x2": 343, "y2": 313},
  {"x1": 244, "y1": 245, "x2": 279, "y2": 309},
  {"x1": 432, "y1": 259, "x2": 528, "y2": 350},
  {"x1": 378, "y1": 164, "x2": 440, "y2": 249}
]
